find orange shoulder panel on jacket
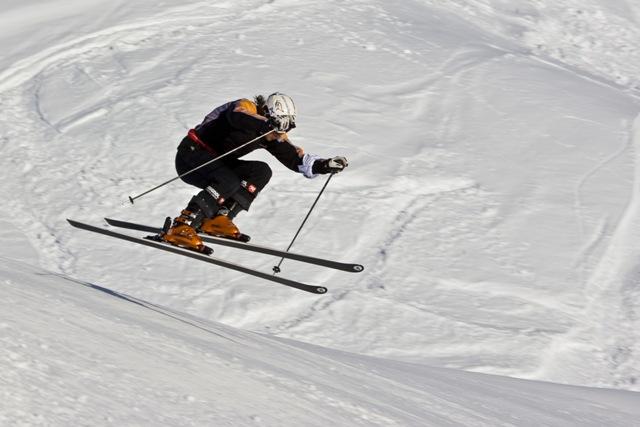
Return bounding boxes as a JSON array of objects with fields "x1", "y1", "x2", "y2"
[{"x1": 234, "y1": 98, "x2": 258, "y2": 115}]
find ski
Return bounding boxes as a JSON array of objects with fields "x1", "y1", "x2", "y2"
[
  {"x1": 67, "y1": 219, "x2": 328, "y2": 294},
  {"x1": 104, "y1": 218, "x2": 364, "y2": 273}
]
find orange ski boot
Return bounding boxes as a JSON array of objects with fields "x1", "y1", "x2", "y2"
[
  {"x1": 200, "y1": 214, "x2": 250, "y2": 242},
  {"x1": 161, "y1": 211, "x2": 212, "y2": 254}
]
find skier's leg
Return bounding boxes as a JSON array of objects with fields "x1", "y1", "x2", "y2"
[
  {"x1": 171, "y1": 142, "x2": 272, "y2": 241},
  {"x1": 199, "y1": 161, "x2": 271, "y2": 241},
  {"x1": 163, "y1": 141, "x2": 234, "y2": 250},
  {"x1": 224, "y1": 160, "x2": 273, "y2": 216}
]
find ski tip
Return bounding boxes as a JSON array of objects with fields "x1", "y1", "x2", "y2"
[
  {"x1": 315, "y1": 287, "x2": 328, "y2": 294},
  {"x1": 352, "y1": 264, "x2": 364, "y2": 273}
]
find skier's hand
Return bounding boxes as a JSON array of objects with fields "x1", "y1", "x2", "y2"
[
  {"x1": 267, "y1": 115, "x2": 283, "y2": 132},
  {"x1": 267, "y1": 115, "x2": 295, "y2": 133},
  {"x1": 314, "y1": 156, "x2": 349, "y2": 174},
  {"x1": 328, "y1": 156, "x2": 348, "y2": 172}
]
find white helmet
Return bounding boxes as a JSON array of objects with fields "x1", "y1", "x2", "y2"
[{"x1": 265, "y1": 92, "x2": 296, "y2": 132}]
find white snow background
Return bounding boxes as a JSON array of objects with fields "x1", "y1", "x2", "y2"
[{"x1": 1, "y1": 0, "x2": 640, "y2": 425}]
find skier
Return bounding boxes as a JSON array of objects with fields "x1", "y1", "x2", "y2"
[{"x1": 162, "y1": 92, "x2": 348, "y2": 252}]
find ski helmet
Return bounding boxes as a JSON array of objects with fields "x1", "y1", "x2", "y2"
[{"x1": 265, "y1": 92, "x2": 296, "y2": 132}]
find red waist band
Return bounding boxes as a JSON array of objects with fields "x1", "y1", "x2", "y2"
[{"x1": 187, "y1": 129, "x2": 217, "y2": 156}]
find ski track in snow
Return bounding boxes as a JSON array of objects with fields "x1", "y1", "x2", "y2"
[
  {"x1": 571, "y1": 123, "x2": 630, "y2": 271},
  {"x1": 1, "y1": 0, "x2": 640, "y2": 393},
  {"x1": 0, "y1": 2, "x2": 252, "y2": 271},
  {"x1": 538, "y1": 114, "x2": 640, "y2": 389}
]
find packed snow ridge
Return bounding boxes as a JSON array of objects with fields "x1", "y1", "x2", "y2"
[
  {"x1": 1, "y1": 0, "x2": 640, "y2": 424},
  {"x1": 2, "y1": 255, "x2": 640, "y2": 426}
]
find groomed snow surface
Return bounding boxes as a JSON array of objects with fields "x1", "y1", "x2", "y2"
[
  {"x1": 1, "y1": 0, "x2": 640, "y2": 425},
  {"x1": 3, "y1": 254, "x2": 640, "y2": 426}
]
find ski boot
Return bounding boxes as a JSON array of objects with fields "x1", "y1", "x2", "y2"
[
  {"x1": 160, "y1": 210, "x2": 212, "y2": 254},
  {"x1": 200, "y1": 212, "x2": 250, "y2": 242}
]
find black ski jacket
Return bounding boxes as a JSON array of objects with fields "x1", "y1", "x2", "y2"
[{"x1": 190, "y1": 99, "x2": 304, "y2": 172}]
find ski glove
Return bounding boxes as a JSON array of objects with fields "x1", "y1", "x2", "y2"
[
  {"x1": 313, "y1": 156, "x2": 349, "y2": 174},
  {"x1": 267, "y1": 115, "x2": 296, "y2": 133}
]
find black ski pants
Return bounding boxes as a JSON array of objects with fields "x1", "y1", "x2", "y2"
[{"x1": 175, "y1": 137, "x2": 272, "y2": 211}]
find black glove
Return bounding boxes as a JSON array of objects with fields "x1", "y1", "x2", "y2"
[
  {"x1": 313, "y1": 156, "x2": 349, "y2": 174},
  {"x1": 266, "y1": 116, "x2": 283, "y2": 132},
  {"x1": 266, "y1": 115, "x2": 295, "y2": 133}
]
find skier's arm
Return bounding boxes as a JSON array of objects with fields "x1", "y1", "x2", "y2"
[
  {"x1": 263, "y1": 138, "x2": 305, "y2": 173},
  {"x1": 264, "y1": 137, "x2": 348, "y2": 178}
]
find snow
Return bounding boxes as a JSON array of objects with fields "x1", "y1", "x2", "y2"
[
  {"x1": 1, "y1": 0, "x2": 640, "y2": 424},
  {"x1": 3, "y1": 254, "x2": 640, "y2": 426}
]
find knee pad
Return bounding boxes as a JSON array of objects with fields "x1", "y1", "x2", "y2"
[
  {"x1": 253, "y1": 163, "x2": 273, "y2": 188},
  {"x1": 231, "y1": 180, "x2": 262, "y2": 210}
]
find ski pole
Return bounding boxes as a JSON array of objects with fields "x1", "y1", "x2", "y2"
[
  {"x1": 273, "y1": 173, "x2": 335, "y2": 274},
  {"x1": 128, "y1": 130, "x2": 276, "y2": 204}
]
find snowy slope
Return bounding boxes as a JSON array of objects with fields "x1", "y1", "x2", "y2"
[
  {"x1": 2, "y1": 254, "x2": 640, "y2": 426},
  {"x1": 416, "y1": 0, "x2": 640, "y2": 93},
  {"x1": 1, "y1": 0, "x2": 640, "y2": 398}
]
